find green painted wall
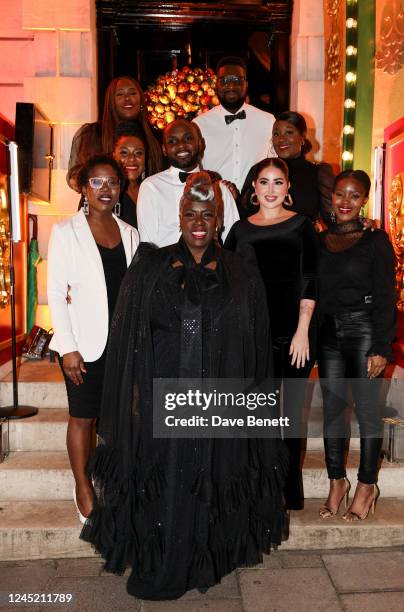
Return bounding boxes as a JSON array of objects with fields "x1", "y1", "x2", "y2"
[{"x1": 353, "y1": 0, "x2": 376, "y2": 173}]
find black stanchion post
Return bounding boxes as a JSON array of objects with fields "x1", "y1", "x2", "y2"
[{"x1": 0, "y1": 137, "x2": 37, "y2": 420}]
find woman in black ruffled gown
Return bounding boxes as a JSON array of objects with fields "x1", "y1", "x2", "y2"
[{"x1": 81, "y1": 172, "x2": 287, "y2": 600}]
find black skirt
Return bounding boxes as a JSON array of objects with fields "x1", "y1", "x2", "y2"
[{"x1": 59, "y1": 353, "x2": 106, "y2": 419}]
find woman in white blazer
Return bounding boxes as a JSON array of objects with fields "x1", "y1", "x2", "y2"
[{"x1": 47, "y1": 154, "x2": 139, "y2": 523}]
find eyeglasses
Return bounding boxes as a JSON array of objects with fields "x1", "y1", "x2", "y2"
[
  {"x1": 217, "y1": 75, "x2": 246, "y2": 86},
  {"x1": 88, "y1": 177, "x2": 120, "y2": 189}
]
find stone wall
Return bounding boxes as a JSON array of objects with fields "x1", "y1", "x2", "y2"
[
  {"x1": 0, "y1": 0, "x2": 97, "y2": 228},
  {"x1": 0, "y1": 0, "x2": 97, "y2": 328},
  {"x1": 290, "y1": 0, "x2": 325, "y2": 161}
]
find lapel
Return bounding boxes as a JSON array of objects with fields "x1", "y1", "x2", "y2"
[
  {"x1": 113, "y1": 214, "x2": 136, "y2": 265},
  {"x1": 71, "y1": 209, "x2": 104, "y2": 280}
]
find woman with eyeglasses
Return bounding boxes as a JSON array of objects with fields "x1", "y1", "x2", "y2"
[{"x1": 47, "y1": 155, "x2": 139, "y2": 524}]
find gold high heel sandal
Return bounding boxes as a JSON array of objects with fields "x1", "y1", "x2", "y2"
[
  {"x1": 319, "y1": 477, "x2": 351, "y2": 519},
  {"x1": 342, "y1": 483, "x2": 380, "y2": 522}
]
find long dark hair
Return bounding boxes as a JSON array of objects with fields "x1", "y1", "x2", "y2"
[
  {"x1": 102, "y1": 76, "x2": 163, "y2": 176},
  {"x1": 240, "y1": 157, "x2": 289, "y2": 210},
  {"x1": 275, "y1": 111, "x2": 312, "y2": 155}
]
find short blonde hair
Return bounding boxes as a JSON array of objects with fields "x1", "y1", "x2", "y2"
[{"x1": 180, "y1": 171, "x2": 223, "y2": 229}]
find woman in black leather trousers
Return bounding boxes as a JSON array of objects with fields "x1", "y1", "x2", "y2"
[{"x1": 317, "y1": 169, "x2": 396, "y2": 521}]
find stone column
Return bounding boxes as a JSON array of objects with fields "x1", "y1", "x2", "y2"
[{"x1": 290, "y1": 0, "x2": 325, "y2": 160}]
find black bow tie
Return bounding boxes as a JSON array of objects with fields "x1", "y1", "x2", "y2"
[
  {"x1": 179, "y1": 171, "x2": 192, "y2": 183},
  {"x1": 224, "y1": 109, "x2": 246, "y2": 125}
]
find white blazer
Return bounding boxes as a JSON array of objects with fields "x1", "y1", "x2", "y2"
[{"x1": 47, "y1": 209, "x2": 139, "y2": 361}]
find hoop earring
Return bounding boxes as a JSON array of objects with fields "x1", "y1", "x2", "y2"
[
  {"x1": 284, "y1": 192, "x2": 293, "y2": 207},
  {"x1": 83, "y1": 196, "x2": 89, "y2": 216},
  {"x1": 330, "y1": 210, "x2": 336, "y2": 223},
  {"x1": 250, "y1": 192, "x2": 259, "y2": 206},
  {"x1": 113, "y1": 202, "x2": 121, "y2": 217}
]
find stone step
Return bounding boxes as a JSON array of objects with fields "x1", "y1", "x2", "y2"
[
  {"x1": 5, "y1": 407, "x2": 360, "y2": 453},
  {"x1": 1, "y1": 498, "x2": 403, "y2": 561},
  {"x1": 0, "y1": 360, "x2": 68, "y2": 409},
  {"x1": 8, "y1": 408, "x2": 68, "y2": 451},
  {"x1": 283, "y1": 499, "x2": 404, "y2": 551},
  {"x1": 0, "y1": 501, "x2": 94, "y2": 561},
  {"x1": 0, "y1": 381, "x2": 67, "y2": 409},
  {"x1": 0, "y1": 452, "x2": 73, "y2": 501},
  {"x1": 1, "y1": 450, "x2": 403, "y2": 502}
]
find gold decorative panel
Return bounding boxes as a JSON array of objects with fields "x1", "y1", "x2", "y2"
[
  {"x1": 376, "y1": 1, "x2": 404, "y2": 75},
  {"x1": 326, "y1": 0, "x2": 342, "y2": 84},
  {"x1": 389, "y1": 173, "x2": 404, "y2": 313}
]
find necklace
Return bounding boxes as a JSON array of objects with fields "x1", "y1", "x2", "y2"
[{"x1": 328, "y1": 219, "x2": 364, "y2": 235}]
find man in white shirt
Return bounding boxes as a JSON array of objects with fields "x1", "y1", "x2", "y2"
[
  {"x1": 193, "y1": 56, "x2": 275, "y2": 192},
  {"x1": 137, "y1": 119, "x2": 239, "y2": 247}
]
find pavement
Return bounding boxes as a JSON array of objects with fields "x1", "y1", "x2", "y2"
[{"x1": 1, "y1": 547, "x2": 404, "y2": 611}]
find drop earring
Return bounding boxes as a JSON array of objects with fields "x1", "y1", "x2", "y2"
[
  {"x1": 82, "y1": 196, "x2": 89, "y2": 216},
  {"x1": 113, "y1": 202, "x2": 121, "y2": 217},
  {"x1": 330, "y1": 210, "x2": 336, "y2": 223},
  {"x1": 284, "y1": 193, "x2": 293, "y2": 207},
  {"x1": 250, "y1": 192, "x2": 259, "y2": 206}
]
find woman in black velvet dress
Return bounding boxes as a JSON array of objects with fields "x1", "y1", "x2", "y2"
[
  {"x1": 239, "y1": 111, "x2": 334, "y2": 224},
  {"x1": 317, "y1": 170, "x2": 396, "y2": 521},
  {"x1": 81, "y1": 172, "x2": 287, "y2": 600},
  {"x1": 225, "y1": 158, "x2": 318, "y2": 511}
]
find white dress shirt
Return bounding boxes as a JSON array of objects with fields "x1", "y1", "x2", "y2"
[
  {"x1": 193, "y1": 103, "x2": 275, "y2": 191},
  {"x1": 137, "y1": 165, "x2": 239, "y2": 247}
]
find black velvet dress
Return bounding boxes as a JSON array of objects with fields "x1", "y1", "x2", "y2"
[
  {"x1": 225, "y1": 215, "x2": 318, "y2": 509},
  {"x1": 81, "y1": 239, "x2": 288, "y2": 600}
]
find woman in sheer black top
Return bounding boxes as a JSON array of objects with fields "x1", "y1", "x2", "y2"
[{"x1": 317, "y1": 170, "x2": 396, "y2": 522}]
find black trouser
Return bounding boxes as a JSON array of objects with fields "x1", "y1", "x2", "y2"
[
  {"x1": 273, "y1": 336, "x2": 313, "y2": 511},
  {"x1": 318, "y1": 312, "x2": 383, "y2": 485}
]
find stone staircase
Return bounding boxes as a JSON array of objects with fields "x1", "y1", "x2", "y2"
[{"x1": 1, "y1": 361, "x2": 404, "y2": 561}]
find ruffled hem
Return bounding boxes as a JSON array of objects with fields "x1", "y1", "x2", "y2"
[
  {"x1": 81, "y1": 440, "x2": 288, "y2": 582},
  {"x1": 192, "y1": 441, "x2": 288, "y2": 522}
]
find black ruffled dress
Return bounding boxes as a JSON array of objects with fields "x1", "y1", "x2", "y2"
[{"x1": 81, "y1": 239, "x2": 288, "y2": 600}]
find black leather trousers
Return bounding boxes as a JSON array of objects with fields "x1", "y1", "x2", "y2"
[{"x1": 318, "y1": 312, "x2": 383, "y2": 485}]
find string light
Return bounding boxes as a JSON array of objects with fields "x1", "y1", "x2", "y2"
[
  {"x1": 345, "y1": 72, "x2": 357, "y2": 83},
  {"x1": 342, "y1": 151, "x2": 354, "y2": 162},
  {"x1": 342, "y1": 1, "x2": 358, "y2": 169},
  {"x1": 343, "y1": 125, "x2": 355, "y2": 135}
]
